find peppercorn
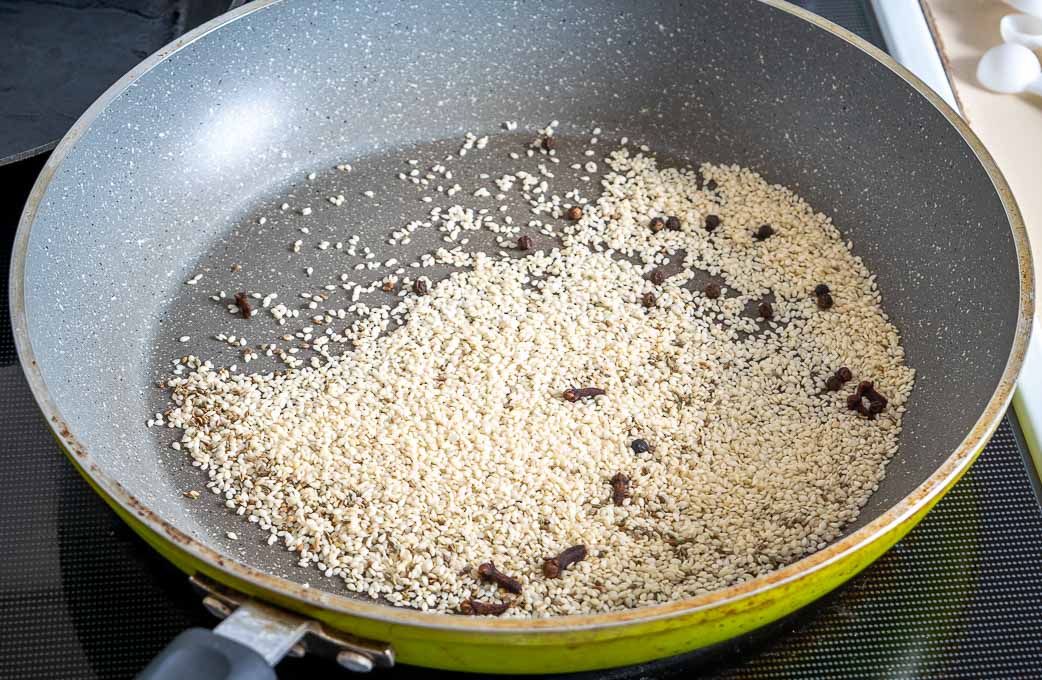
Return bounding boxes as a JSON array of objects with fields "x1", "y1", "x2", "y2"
[
  {"x1": 641, "y1": 292, "x2": 657, "y2": 308},
  {"x1": 816, "y1": 292, "x2": 834, "y2": 310},
  {"x1": 649, "y1": 216, "x2": 666, "y2": 233},
  {"x1": 631, "y1": 439, "x2": 651, "y2": 454},
  {"x1": 566, "y1": 206, "x2": 583, "y2": 221},
  {"x1": 649, "y1": 268, "x2": 667, "y2": 285},
  {"x1": 666, "y1": 215, "x2": 681, "y2": 231},
  {"x1": 758, "y1": 301, "x2": 774, "y2": 320},
  {"x1": 836, "y1": 367, "x2": 853, "y2": 383},
  {"x1": 705, "y1": 179, "x2": 718, "y2": 192},
  {"x1": 754, "y1": 224, "x2": 774, "y2": 240},
  {"x1": 541, "y1": 136, "x2": 556, "y2": 151},
  {"x1": 704, "y1": 283, "x2": 721, "y2": 299},
  {"x1": 517, "y1": 235, "x2": 534, "y2": 251},
  {"x1": 814, "y1": 283, "x2": 831, "y2": 297},
  {"x1": 704, "y1": 214, "x2": 721, "y2": 232},
  {"x1": 412, "y1": 279, "x2": 429, "y2": 296},
  {"x1": 825, "y1": 375, "x2": 842, "y2": 392}
]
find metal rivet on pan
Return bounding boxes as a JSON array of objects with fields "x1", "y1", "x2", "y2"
[{"x1": 337, "y1": 650, "x2": 375, "y2": 673}]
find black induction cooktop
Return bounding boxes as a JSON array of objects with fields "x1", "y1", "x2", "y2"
[{"x1": 3, "y1": 3, "x2": 1042, "y2": 678}]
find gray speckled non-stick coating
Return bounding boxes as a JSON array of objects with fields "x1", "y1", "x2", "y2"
[{"x1": 15, "y1": 0, "x2": 1024, "y2": 606}]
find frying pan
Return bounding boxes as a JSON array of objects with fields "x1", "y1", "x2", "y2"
[{"x1": 9, "y1": 0, "x2": 1034, "y2": 676}]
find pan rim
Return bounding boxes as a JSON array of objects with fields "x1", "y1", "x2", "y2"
[{"x1": 9, "y1": 0, "x2": 1035, "y2": 636}]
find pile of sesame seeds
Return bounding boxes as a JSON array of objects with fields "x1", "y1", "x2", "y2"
[{"x1": 163, "y1": 130, "x2": 914, "y2": 617}]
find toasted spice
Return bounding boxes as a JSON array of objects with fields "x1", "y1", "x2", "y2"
[
  {"x1": 826, "y1": 375, "x2": 842, "y2": 392},
  {"x1": 754, "y1": 224, "x2": 774, "y2": 240},
  {"x1": 413, "y1": 279, "x2": 430, "y2": 296},
  {"x1": 543, "y1": 544, "x2": 588, "y2": 578},
  {"x1": 666, "y1": 215, "x2": 681, "y2": 231},
  {"x1": 704, "y1": 283, "x2": 722, "y2": 299},
  {"x1": 836, "y1": 367, "x2": 853, "y2": 383},
  {"x1": 816, "y1": 292, "x2": 834, "y2": 310},
  {"x1": 563, "y1": 387, "x2": 606, "y2": 402},
  {"x1": 705, "y1": 179, "x2": 718, "y2": 192},
  {"x1": 517, "y1": 235, "x2": 534, "y2": 251},
  {"x1": 847, "y1": 380, "x2": 888, "y2": 418},
  {"x1": 631, "y1": 438, "x2": 651, "y2": 454},
  {"x1": 610, "y1": 472, "x2": 630, "y2": 506},
  {"x1": 382, "y1": 280, "x2": 396, "y2": 293},
  {"x1": 460, "y1": 598, "x2": 511, "y2": 616},
  {"x1": 758, "y1": 301, "x2": 774, "y2": 320},
  {"x1": 234, "y1": 292, "x2": 252, "y2": 320},
  {"x1": 641, "y1": 292, "x2": 657, "y2": 308},
  {"x1": 566, "y1": 206, "x2": 583, "y2": 221},
  {"x1": 648, "y1": 268, "x2": 668, "y2": 285},
  {"x1": 478, "y1": 561, "x2": 523, "y2": 594},
  {"x1": 704, "y1": 214, "x2": 721, "y2": 232},
  {"x1": 649, "y1": 216, "x2": 666, "y2": 233},
  {"x1": 541, "y1": 136, "x2": 556, "y2": 151}
]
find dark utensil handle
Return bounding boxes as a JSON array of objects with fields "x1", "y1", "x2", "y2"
[{"x1": 136, "y1": 628, "x2": 275, "y2": 680}]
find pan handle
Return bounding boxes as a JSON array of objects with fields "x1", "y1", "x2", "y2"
[{"x1": 136, "y1": 628, "x2": 276, "y2": 680}]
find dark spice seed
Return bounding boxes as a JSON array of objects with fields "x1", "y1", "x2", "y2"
[
  {"x1": 542, "y1": 544, "x2": 588, "y2": 578},
  {"x1": 704, "y1": 283, "x2": 722, "y2": 299},
  {"x1": 758, "y1": 301, "x2": 774, "y2": 320},
  {"x1": 753, "y1": 224, "x2": 774, "y2": 240},
  {"x1": 541, "y1": 136, "x2": 556, "y2": 151},
  {"x1": 649, "y1": 216, "x2": 666, "y2": 233},
  {"x1": 412, "y1": 279, "x2": 429, "y2": 296},
  {"x1": 460, "y1": 599, "x2": 511, "y2": 616},
  {"x1": 566, "y1": 206, "x2": 583, "y2": 221},
  {"x1": 641, "y1": 292, "x2": 657, "y2": 308},
  {"x1": 234, "y1": 292, "x2": 252, "y2": 320},
  {"x1": 836, "y1": 367, "x2": 853, "y2": 383},
  {"x1": 477, "y1": 561, "x2": 523, "y2": 594},
  {"x1": 610, "y1": 472, "x2": 630, "y2": 506},
  {"x1": 814, "y1": 283, "x2": 831, "y2": 297},
  {"x1": 631, "y1": 438, "x2": 651, "y2": 454},
  {"x1": 825, "y1": 375, "x2": 843, "y2": 392},
  {"x1": 666, "y1": 215, "x2": 681, "y2": 231},
  {"x1": 563, "y1": 387, "x2": 606, "y2": 402},
  {"x1": 705, "y1": 179, "x2": 718, "y2": 192},
  {"x1": 816, "y1": 292, "x2": 834, "y2": 310},
  {"x1": 517, "y1": 235, "x2": 534, "y2": 251},
  {"x1": 704, "y1": 214, "x2": 721, "y2": 232},
  {"x1": 649, "y1": 268, "x2": 668, "y2": 285}
]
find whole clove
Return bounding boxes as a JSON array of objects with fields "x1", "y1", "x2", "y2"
[
  {"x1": 477, "y1": 561, "x2": 523, "y2": 594},
  {"x1": 460, "y1": 598, "x2": 511, "y2": 616},
  {"x1": 542, "y1": 544, "x2": 588, "y2": 578},
  {"x1": 847, "y1": 380, "x2": 888, "y2": 418},
  {"x1": 564, "y1": 387, "x2": 606, "y2": 402},
  {"x1": 610, "y1": 472, "x2": 630, "y2": 506},
  {"x1": 234, "y1": 292, "x2": 252, "y2": 319}
]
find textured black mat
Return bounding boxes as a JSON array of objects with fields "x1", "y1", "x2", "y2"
[{"x1": 3, "y1": 2, "x2": 1041, "y2": 678}]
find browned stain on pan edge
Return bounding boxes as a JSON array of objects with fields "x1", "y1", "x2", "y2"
[{"x1": 10, "y1": 0, "x2": 1034, "y2": 642}]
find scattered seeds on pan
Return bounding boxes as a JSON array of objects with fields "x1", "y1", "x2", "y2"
[{"x1": 163, "y1": 131, "x2": 914, "y2": 618}]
